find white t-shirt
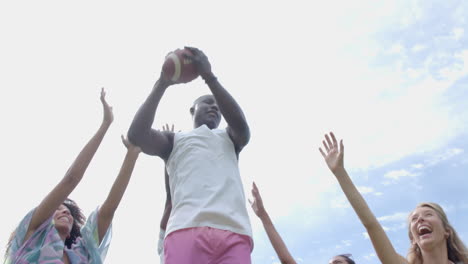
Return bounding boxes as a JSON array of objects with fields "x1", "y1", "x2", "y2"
[{"x1": 165, "y1": 124, "x2": 252, "y2": 239}]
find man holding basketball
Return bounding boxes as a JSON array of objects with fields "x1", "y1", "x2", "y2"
[{"x1": 128, "y1": 47, "x2": 253, "y2": 264}]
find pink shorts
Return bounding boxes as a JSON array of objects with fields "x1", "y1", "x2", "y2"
[{"x1": 164, "y1": 227, "x2": 252, "y2": 264}]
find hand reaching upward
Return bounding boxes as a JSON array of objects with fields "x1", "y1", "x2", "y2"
[
  {"x1": 100, "y1": 88, "x2": 114, "y2": 126},
  {"x1": 249, "y1": 182, "x2": 267, "y2": 219},
  {"x1": 319, "y1": 132, "x2": 344, "y2": 174}
]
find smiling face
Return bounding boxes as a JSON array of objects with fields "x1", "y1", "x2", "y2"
[
  {"x1": 190, "y1": 95, "x2": 221, "y2": 129},
  {"x1": 409, "y1": 206, "x2": 449, "y2": 251},
  {"x1": 53, "y1": 204, "x2": 74, "y2": 236}
]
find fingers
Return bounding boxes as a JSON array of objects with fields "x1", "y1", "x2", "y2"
[
  {"x1": 121, "y1": 134, "x2": 128, "y2": 148},
  {"x1": 340, "y1": 139, "x2": 344, "y2": 153},
  {"x1": 319, "y1": 147, "x2": 326, "y2": 158},
  {"x1": 322, "y1": 140, "x2": 330, "y2": 152},
  {"x1": 330, "y1": 132, "x2": 338, "y2": 147},
  {"x1": 100, "y1": 87, "x2": 106, "y2": 102},
  {"x1": 171, "y1": 124, "x2": 174, "y2": 132},
  {"x1": 325, "y1": 134, "x2": 333, "y2": 150}
]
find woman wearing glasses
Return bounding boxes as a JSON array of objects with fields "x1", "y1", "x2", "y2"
[{"x1": 319, "y1": 132, "x2": 468, "y2": 264}]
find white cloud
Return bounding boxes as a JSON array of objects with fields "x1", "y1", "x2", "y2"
[
  {"x1": 453, "y1": 27, "x2": 464, "y2": 41},
  {"x1": 363, "y1": 232, "x2": 370, "y2": 239},
  {"x1": 389, "y1": 43, "x2": 404, "y2": 54},
  {"x1": 427, "y1": 148, "x2": 464, "y2": 166},
  {"x1": 357, "y1": 186, "x2": 374, "y2": 194},
  {"x1": 363, "y1": 252, "x2": 377, "y2": 260},
  {"x1": 331, "y1": 196, "x2": 351, "y2": 209},
  {"x1": 412, "y1": 163, "x2": 424, "y2": 169},
  {"x1": 412, "y1": 44, "x2": 426, "y2": 52},
  {"x1": 377, "y1": 212, "x2": 409, "y2": 222},
  {"x1": 357, "y1": 186, "x2": 384, "y2": 196},
  {"x1": 384, "y1": 169, "x2": 419, "y2": 180}
]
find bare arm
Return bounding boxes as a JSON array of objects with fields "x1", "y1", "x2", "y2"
[
  {"x1": 127, "y1": 78, "x2": 174, "y2": 160},
  {"x1": 25, "y1": 88, "x2": 113, "y2": 242},
  {"x1": 97, "y1": 136, "x2": 141, "y2": 243},
  {"x1": 159, "y1": 124, "x2": 174, "y2": 230},
  {"x1": 319, "y1": 132, "x2": 408, "y2": 264},
  {"x1": 250, "y1": 182, "x2": 296, "y2": 264},
  {"x1": 160, "y1": 169, "x2": 172, "y2": 230},
  {"x1": 185, "y1": 47, "x2": 250, "y2": 152}
]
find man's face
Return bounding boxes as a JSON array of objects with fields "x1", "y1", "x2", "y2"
[{"x1": 192, "y1": 95, "x2": 221, "y2": 129}]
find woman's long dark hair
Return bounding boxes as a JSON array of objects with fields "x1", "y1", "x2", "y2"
[{"x1": 62, "y1": 198, "x2": 86, "y2": 248}]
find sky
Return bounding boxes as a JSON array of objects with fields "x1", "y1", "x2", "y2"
[{"x1": 1, "y1": 0, "x2": 467, "y2": 263}]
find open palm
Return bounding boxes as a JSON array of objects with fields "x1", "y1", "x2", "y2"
[{"x1": 319, "y1": 132, "x2": 344, "y2": 173}]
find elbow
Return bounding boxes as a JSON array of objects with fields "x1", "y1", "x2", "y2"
[
  {"x1": 127, "y1": 128, "x2": 143, "y2": 147},
  {"x1": 238, "y1": 126, "x2": 251, "y2": 147}
]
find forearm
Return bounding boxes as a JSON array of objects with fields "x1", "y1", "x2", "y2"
[
  {"x1": 160, "y1": 198, "x2": 172, "y2": 230},
  {"x1": 102, "y1": 151, "x2": 139, "y2": 213},
  {"x1": 333, "y1": 168, "x2": 404, "y2": 263},
  {"x1": 65, "y1": 122, "x2": 110, "y2": 180},
  {"x1": 29, "y1": 121, "x2": 110, "y2": 234},
  {"x1": 206, "y1": 76, "x2": 250, "y2": 141},
  {"x1": 128, "y1": 80, "x2": 168, "y2": 146},
  {"x1": 260, "y1": 212, "x2": 296, "y2": 264},
  {"x1": 98, "y1": 150, "x2": 139, "y2": 241}
]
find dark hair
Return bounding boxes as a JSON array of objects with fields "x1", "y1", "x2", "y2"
[
  {"x1": 338, "y1": 254, "x2": 356, "y2": 264},
  {"x1": 62, "y1": 198, "x2": 86, "y2": 249},
  {"x1": 5, "y1": 198, "x2": 86, "y2": 259}
]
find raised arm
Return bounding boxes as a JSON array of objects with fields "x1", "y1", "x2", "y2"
[
  {"x1": 250, "y1": 182, "x2": 296, "y2": 264},
  {"x1": 185, "y1": 47, "x2": 250, "y2": 152},
  {"x1": 127, "y1": 76, "x2": 174, "y2": 160},
  {"x1": 97, "y1": 135, "x2": 141, "y2": 243},
  {"x1": 319, "y1": 132, "x2": 407, "y2": 264},
  {"x1": 25, "y1": 88, "x2": 113, "y2": 241}
]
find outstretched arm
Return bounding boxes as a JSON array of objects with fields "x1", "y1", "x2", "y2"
[
  {"x1": 319, "y1": 132, "x2": 407, "y2": 264},
  {"x1": 97, "y1": 135, "x2": 141, "y2": 243},
  {"x1": 25, "y1": 88, "x2": 113, "y2": 242},
  {"x1": 185, "y1": 47, "x2": 250, "y2": 152},
  {"x1": 127, "y1": 76, "x2": 174, "y2": 160},
  {"x1": 250, "y1": 182, "x2": 296, "y2": 264}
]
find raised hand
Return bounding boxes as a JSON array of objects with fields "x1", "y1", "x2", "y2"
[
  {"x1": 162, "y1": 123, "x2": 175, "y2": 132},
  {"x1": 249, "y1": 182, "x2": 267, "y2": 219},
  {"x1": 121, "y1": 135, "x2": 141, "y2": 155},
  {"x1": 184, "y1": 46, "x2": 213, "y2": 79},
  {"x1": 319, "y1": 132, "x2": 344, "y2": 174},
  {"x1": 100, "y1": 87, "x2": 114, "y2": 126}
]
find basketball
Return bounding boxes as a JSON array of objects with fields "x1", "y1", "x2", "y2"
[{"x1": 162, "y1": 48, "x2": 199, "y2": 83}]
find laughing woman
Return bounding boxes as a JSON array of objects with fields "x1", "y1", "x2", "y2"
[
  {"x1": 319, "y1": 132, "x2": 468, "y2": 264},
  {"x1": 4, "y1": 88, "x2": 141, "y2": 264}
]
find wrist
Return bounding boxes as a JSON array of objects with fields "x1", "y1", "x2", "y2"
[
  {"x1": 258, "y1": 211, "x2": 270, "y2": 221},
  {"x1": 332, "y1": 166, "x2": 347, "y2": 176},
  {"x1": 155, "y1": 78, "x2": 171, "y2": 90},
  {"x1": 202, "y1": 72, "x2": 217, "y2": 84},
  {"x1": 100, "y1": 121, "x2": 112, "y2": 130}
]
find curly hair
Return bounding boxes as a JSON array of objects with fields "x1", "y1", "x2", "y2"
[
  {"x1": 4, "y1": 198, "x2": 86, "y2": 259},
  {"x1": 407, "y1": 202, "x2": 468, "y2": 264},
  {"x1": 62, "y1": 198, "x2": 86, "y2": 249}
]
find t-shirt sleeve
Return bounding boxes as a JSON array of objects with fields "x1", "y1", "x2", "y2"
[{"x1": 80, "y1": 206, "x2": 112, "y2": 262}]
